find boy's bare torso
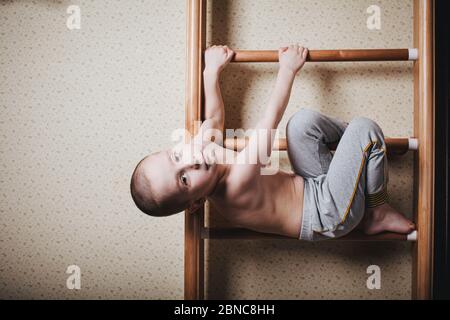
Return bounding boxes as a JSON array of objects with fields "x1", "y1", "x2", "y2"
[
  {"x1": 195, "y1": 44, "x2": 309, "y2": 239},
  {"x1": 207, "y1": 146, "x2": 304, "y2": 239}
]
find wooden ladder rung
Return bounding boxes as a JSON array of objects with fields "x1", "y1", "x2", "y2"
[
  {"x1": 224, "y1": 137, "x2": 418, "y2": 155},
  {"x1": 232, "y1": 48, "x2": 418, "y2": 63},
  {"x1": 202, "y1": 227, "x2": 417, "y2": 241}
]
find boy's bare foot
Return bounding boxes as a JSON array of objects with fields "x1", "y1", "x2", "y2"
[{"x1": 360, "y1": 203, "x2": 416, "y2": 235}]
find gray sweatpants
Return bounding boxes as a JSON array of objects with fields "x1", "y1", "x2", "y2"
[{"x1": 286, "y1": 108, "x2": 389, "y2": 241}]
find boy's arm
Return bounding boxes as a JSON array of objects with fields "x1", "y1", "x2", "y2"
[
  {"x1": 236, "y1": 45, "x2": 308, "y2": 172},
  {"x1": 197, "y1": 46, "x2": 234, "y2": 143},
  {"x1": 202, "y1": 70, "x2": 225, "y2": 132}
]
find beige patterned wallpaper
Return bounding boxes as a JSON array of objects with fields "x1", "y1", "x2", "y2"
[{"x1": 0, "y1": 0, "x2": 414, "y2": 299}]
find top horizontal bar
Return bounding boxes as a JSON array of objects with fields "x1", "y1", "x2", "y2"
[{"x1": 230, "y1": 48, "x2": 418, "y2": 62}]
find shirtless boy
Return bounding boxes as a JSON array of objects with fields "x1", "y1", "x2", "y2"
[{"x1": 130, "y1": 44, "x2": 415, "y2": 240}]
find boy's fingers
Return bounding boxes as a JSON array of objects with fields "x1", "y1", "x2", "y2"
[
  {"x1": 302, "y1": 48, "x2": 309, "y2": 59},
  {"x1": 226, "y1": 49, "x2": 234, "y2": 61}
]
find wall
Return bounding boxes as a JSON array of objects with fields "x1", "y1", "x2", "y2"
[
  {"x1": 0, "y1": 0, "x2": 414, "y2": 299},
  {"x1": 0, "y1": 0, "x2": 185, "y2": 299}
]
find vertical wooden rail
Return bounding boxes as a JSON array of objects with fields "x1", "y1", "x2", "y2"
[
  {"x1": 184, "y1": 0, "x2": 206, "y2": 300},
  {"x1": 413, "y1": 0, "x2": 434, "y2": 300}
]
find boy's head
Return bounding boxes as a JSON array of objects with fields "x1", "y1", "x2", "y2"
[{"x1": 130, "y1": 140, "x2": 218, "y2": 217}]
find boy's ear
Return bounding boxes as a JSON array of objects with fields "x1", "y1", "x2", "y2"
[{"x1": 188, "y1": 198, "x2": 206, "y2": 213}]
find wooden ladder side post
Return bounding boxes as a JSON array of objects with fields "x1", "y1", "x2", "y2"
[
  {"x1": 184, "y1": 0, "x2": 206, "y2": 300},
  {"x1": 412, "y1": 0, "x2": 434, "y2": 300}
]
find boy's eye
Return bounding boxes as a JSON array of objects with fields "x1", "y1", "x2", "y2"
[{"x1": 180, "y1": 172, "x2": 188, "y2": 186}]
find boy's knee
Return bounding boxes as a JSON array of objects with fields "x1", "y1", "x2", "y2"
[
  {"x1": 348, "y1": 116, "x2": 382, "y2": 134},
  {"x1": 287, "y1": 108, "x2": 320, "y2": 133}
]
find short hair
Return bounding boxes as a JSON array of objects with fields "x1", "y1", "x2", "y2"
[{"x1": 130, "y1": 154, "x2": 189, "y2": 217}]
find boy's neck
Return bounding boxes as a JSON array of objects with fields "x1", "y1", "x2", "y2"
[
  {"x1": 207, "y1": 162, "x2": 230, "y2": 199},
  {"x1": 203, "y1": 143, "x2": 232, "y2": 198}
]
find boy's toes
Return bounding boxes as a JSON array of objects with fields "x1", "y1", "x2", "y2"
[{"x1": 389, "y1": 215, "x2": 416, "y2": 234}]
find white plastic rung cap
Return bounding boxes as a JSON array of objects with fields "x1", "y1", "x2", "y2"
[
  {"x1": 407, "y1": 230, "x2": 417, "y2": 241},
  {"x1": 408, "y1": 48, "x2": 418, "y2": 60},
  {"x1": 408, "y1": 138, "x2": 419, "y2": 150}
]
